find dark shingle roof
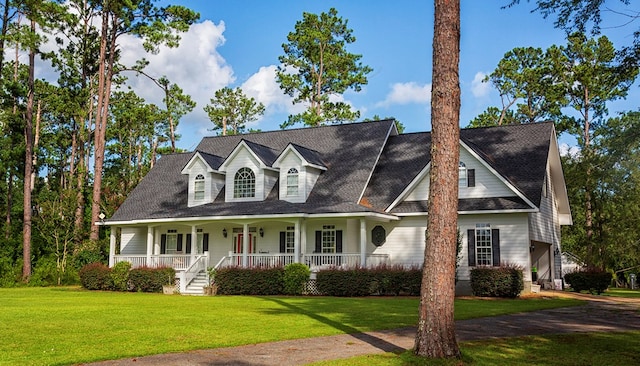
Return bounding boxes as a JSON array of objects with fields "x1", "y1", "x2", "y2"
[
  {"x1": 241, "y1": 140, "x2": 280, "y2": 167},
  {"x1": 197, "y1": 151, "x2": 225, "y2": 170},
  {"x1": 390, "y1": 197, "x2": 532, "y2": 214},
  {"x1": 289, "y1": 143, "x2": 327, "y2": 168}
]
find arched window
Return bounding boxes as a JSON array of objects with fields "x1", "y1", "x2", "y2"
[
  {"x1": 234, "y1": 167, "x2": 255, "y2": 198},
  {"x1": 458, "y1": 161, "x2": 467, "y2": 187},
  {"x1": 286, "y1": 168, "x2": 299, "y2": 196},
  {"x1": 194, "y1": 174, "x2": 205, "y2": 200}
]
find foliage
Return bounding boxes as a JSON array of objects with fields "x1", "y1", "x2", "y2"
[
  {"x1": 129, "y1": 266, "x2": 176, "y2": 293},
  {"x1": 277, "y1": 7, "x2": 372, "y2": 128},
  {"x1": 315, "y1": 267, "x2": 375, "y2": 297},
  {"x1": 215, "y1": 267, "x2": 284, "y2": 295},
  {"x1": 204, "y1": 87, "x2": 265, "y2": 135},
  {"x1": 470, "y1": 264, "x2": 524, "y2": 298},
  {"x1": 78, "y1": 262, "x2": 113, "y2": 290},
  {"x1": 110, "y1": 261, "x2": 131, "y2": 291},
  {"x1": 283, "y1": 263, "x2": 311, "y2": 295},
  {"x1": 369, "y1": 265, "x2": 422, "y2": 296},
  {"x1": 564, "y1": 270, "x2": 612, "y2": 294}
]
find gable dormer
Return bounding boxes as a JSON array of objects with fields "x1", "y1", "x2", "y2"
[
  {"x1": 181, "y1": 151, "x2": 225, "y2": 207},
  {"x1": 219, "y1": 140, "x2": 279, "y2": 202},
  {"x1": 273, "y1": 143, "x2": 327, "y2": 203}
]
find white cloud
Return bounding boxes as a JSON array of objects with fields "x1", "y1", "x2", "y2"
[
  {"x1": 471, "y1": 72, "x2": 490, "y2": 98},
  {"x1": 241, "y1": 65, "x2": 294, "y2": 114},
  {"x1": 377, "y1": 82, "x2": 431, "y2": 107},
  {"x1": 559, "y1": 143, "x2": 581, "y2": 158}
]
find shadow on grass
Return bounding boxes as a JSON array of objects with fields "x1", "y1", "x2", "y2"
[{"x1": 263, "y1": 297, "x2": 409, "y2": 353}]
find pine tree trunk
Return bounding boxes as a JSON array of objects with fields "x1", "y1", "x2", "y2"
[{"x1": 415, "y1": 0, "x2": 461, "y2": 359}]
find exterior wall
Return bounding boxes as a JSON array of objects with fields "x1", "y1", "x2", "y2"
[
  {"x1": 120, "y1": 227, "x2": 146, "y2": 254},
  {"x1": 278, "y1": 152, "x2": 305, "y2": 203},
  {"x1": 186, "y1": 158, "x2": 224, "y2": 207},
  {"x1": 405, "y1": 147, "x2": 514, "y2": 201},
  {"x1": 224, "y1": 148, "x2": 265, "y2": 202},
  {"x1": 373, "y1": 216, "x2": 426, "y2": 266}
]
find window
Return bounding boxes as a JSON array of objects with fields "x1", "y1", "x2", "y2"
[
  {"x1": 322, "y1": 225, "x2": 336, "y2": 253},
  {"x1": 459, "y1": 161, "x2": 467, "y2": 187},
  {"x1": 286, "y1": 168, "x2": 299, "y2": 196},
  {"x1": 194, "y1": 174, "x2": 205, "y2": 200},
  {"x1": 285, "y1": 226, "x2": 295, "y2": 253},
  {"x1": 234, "y1": 167, "x2": 255, "y2": 198},
  {"x1": 166, "y1": 229, "x2": 178, "y2": 254},
  {"x1": 475, "y1": 224, "x2": 492, "y2": 266}
]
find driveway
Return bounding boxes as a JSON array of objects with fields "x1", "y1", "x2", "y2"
[{"x1": 85, "y1": 291, "x2": 640, "y2": 366}]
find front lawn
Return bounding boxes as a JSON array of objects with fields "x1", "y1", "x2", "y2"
[
  {"x1": 0, "y1": 287, "x2": 583, "y2": 365},
  {"x1": 311, "y1": 331, "x2": 640, "y2": 366},
  {"x1": 602, "y1": 287, "x2": 640, "y2": 299}
]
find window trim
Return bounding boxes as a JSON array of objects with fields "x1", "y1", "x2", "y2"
[
  {"x1": 321, "y1": 225, "x2": 336, "y2": 253},
  {"x1": 194, "y1": 174, "x2": 205, "y2": 200},
  {"x1": 234, "y1": 167, "x2": 256, "y2": 198},
  {"x1": 286, "y1": 168, "x2": 299, "y2": 196},
  {"x1": 475, "y1": 223, "x2": 492, "y2": 266},
  {"x1": 459, "y1": 161, "x2": 467, "y2": 188}
]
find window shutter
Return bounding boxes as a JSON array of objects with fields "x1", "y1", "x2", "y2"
[
  {"x1": 315, "y1": 231, "x2": 321, "y2": 253},
  {"x1": 203, "y1": 234, "x2": 209, "y2": 252},
  {"x1": 177, "y1": 234, "x2": 183, "y2": 252},
  {"x1": 336, "y1": 230, "x2": 343, "y2": 253},
  {"x1": 160, "y1": 234, "x2": 167, "y2": 254},
  {"x1": 467, "y1": 169, "x2": 475, "y2": 187},
  {"x1": 186, "y1": 234, "x2": 192, "y2": 254},
  {"x1": 467, "y1": 229, "x2": 475, "y2": 267},
  {"x1": 492, "y1": 229, "x2": 501, "y2": 266},
  {"x1": 279, "y1": 232, "x2": 286, "y2": 253}
]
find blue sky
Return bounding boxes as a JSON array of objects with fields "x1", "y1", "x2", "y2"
[{"x1": 118, "y1": 1, "x2": 639, "y2": 151}]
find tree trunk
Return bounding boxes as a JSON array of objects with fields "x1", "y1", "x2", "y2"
[
  {"x1": 22, "y1": 18, "x2": 37, "y2": 282},
  {"x1": 415, "y1": 0, "x2": 461, "y2": 359}
]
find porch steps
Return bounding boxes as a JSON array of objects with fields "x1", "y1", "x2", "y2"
[{"x1": 182, "y1": 271, "x2": 209, "y2": 296}]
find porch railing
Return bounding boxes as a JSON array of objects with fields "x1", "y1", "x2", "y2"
[
  {"x1": 215, "y1": 253, "x2": 389, "y2": 270},
  {"x1": 113, "y1": 254, "x2": 194, "y2": 270},
  {"x1": 221, "y1": 252, "x2": 296, "y2": 268},
  {"x1": 179, "y1": 253, "x2": 208, "y2": 293}
]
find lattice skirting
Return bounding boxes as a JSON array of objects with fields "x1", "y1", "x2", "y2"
[{"x1": 303, "y1": 279, "x2": 322, "y2": 295}]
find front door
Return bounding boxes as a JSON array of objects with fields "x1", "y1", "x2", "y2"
[{"x1": 233, "y1": 233, "x2": 256, "y2": 265}]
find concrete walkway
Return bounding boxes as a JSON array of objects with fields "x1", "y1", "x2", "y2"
[{"x1": 85, "y1": 291, "x2": 640, "y2": 366}]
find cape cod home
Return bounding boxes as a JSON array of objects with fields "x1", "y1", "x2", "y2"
[{"x1": 103, "y1": 119, "x2": 572, "y2": 295}]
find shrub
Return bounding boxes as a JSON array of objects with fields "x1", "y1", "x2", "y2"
[
  {"x1": 316, "y1": 267, "x2": 374, "y2": 297},
  {"x1": 369, "y1": 265, "x2": 422, "y2": 296},
  {"x1": 470, "y1": 264, "x2": 524, "y2": 298},
  {"x1": 111, "y1": 261, "x2": 132, "y2": 291},
  {"x1": 216, "y1": 267, "x2": 284, "y2": 295},
  {"x1": 564, "y1": 270, "x2": 612, "y2": 294},
  {"x1": 129, "y1": 266, "x2": 175, "y2": 293},
  {"x1": 79, "y1": 262, "x2": 113, "y2": 290},
  {"x1": 283, "y1": 263, "x2": 310, "y2": 295}
]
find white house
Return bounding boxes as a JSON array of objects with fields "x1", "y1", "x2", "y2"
[{"x1": 103, "y1": 119, "x2": 572, "y2": 295}]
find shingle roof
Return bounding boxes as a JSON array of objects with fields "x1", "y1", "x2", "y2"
[{"x1": 109, "y1": 120, "x2": 554, "y2": 222}]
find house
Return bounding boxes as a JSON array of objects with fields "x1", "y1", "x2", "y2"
[{"x1": 104, "y1": 119, "x2": 572, "y2": 295}]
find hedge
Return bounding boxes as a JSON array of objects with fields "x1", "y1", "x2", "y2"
[
  {"x1": 129, "y1": 266, "x2": 175, "y2": 293},
  {"x1": 470, "y1": 265, "x2": 524, "y2": 298},
  {"x1": 564, "y1": 270, "x2": 612, "y2": 294},
  {"x1": 78, "y1": 262, "x2": 113, "y2": 290},
  {"x1": 215, "y1": 267, "x2": 284, "y2": 295}
]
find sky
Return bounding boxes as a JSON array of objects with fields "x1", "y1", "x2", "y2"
[{"x1": 72, "y1": 1, "x2": 639, "y2": 152}]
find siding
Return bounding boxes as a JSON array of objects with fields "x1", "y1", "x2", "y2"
[
  {"x1": 278, "y1": 152, "x2": 305, "y2": 202},
  {"x1": 405, "y1": 146, "x2": 514, "y2": 201},
  {"x1": 224, "y1": 148, "x2": 264, "y2": 201},
  {"x1": 529, "y1": 164, "x2": 560, "y2": 247},
  {"x1": 120, "y1": 227, "x2": 146, "y2": 254},
  {"x1": 374, "y1": 217, "x2": 426, "y2": 266}
]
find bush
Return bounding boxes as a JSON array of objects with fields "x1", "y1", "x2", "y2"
[
  {"x1": 129, "y1": 267, "x2": 175, "y2": 293},
  {"x1": 111, "y1": 261, "x2": 132, "y2": 291},
  {"x1": 216, "y1": 267, "x2": 284, "y2": 295},
  {"x1": 470, "y1": 265, "x2": 524, "y2": 298},
  {"x1": 369, "y1": 265, "x2": 422, "y2": 296},
  {"x1": 316, "y1": 267, "x2": 374, "y2": 297},
  {"x1": 79, "y1": 262, "x2": 113, "y2": 290},
  {"x1": 564, "y1": 270, "x2": 612, "y2": 294},
  {"x1": 283, "y1": 263, "x2": 310, "y2": 295}
]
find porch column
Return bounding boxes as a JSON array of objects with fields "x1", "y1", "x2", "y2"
[
  {"x1": 146, "y1": 226, "x2": 154, "y2": 267},
  {"x1": 300, "y1": 219, "x2": 307, "y2": 263},
  {"x1": 109, "y1": 228, "x2": 116, "y2": 267},
  {"x1": 242, "y1": 223, "x2": 249, "y2": 267},
  {"x1": 294, "y1": 220, "x2": 301, "y2": 263},
  {"x1": 190, "y1": 225, "x2": 197, "y2": 263},
  {"x1": 360, "y1": 219, "x2": 367, "y2": 267}
]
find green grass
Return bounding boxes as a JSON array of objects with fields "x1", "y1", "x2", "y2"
[
  {"x1": 311, "y1": 331, "x2": 640, "y2": 366},
  {"x1": 0, "y1": 287, "x2": 583, "y2": 366},
  {"x1": 602, "y1": 287, "x2": 640, "y2": 299}
]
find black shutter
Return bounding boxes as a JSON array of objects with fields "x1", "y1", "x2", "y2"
[
  {"x1": 280, "y1": 232, "x2": 286, "y2": 253},
  {"x1": 315, "y1": 231, "x2": 322, "y2": 253},
  {"x1": 468, "y1": 169, "x2": 476, "y2": 187},
  {"x1": 160, "y1": 234, "x2": 167, "y2": 254},
  {"x1": 336, "y1": 230, "x2": 343, "y2": 253},
  {"x1": 177, "y1": 234, "x2": 183, "y2": 252},
  {"x1": 467, "y1": 229, "x2": 475, "y2": 267},
  {"x1": 492, "y1": 229, "x2": 501, "y2": 266},
  {"x1": 186, "y1": 234, "x2": 192, "y2": 254},
  {"x1": 203, "y1": 234, "x2": 209, "y2": 252}
]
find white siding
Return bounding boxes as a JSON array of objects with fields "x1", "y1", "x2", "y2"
[
  {"x1": 224, "y1": 148, "x2": 264, "y2": 202},
  {"x1": 404, "y1": 145, "x2": 514, "y2": 201},
  {"x1": 278, "y1": 152, "x2": 305, "y2": 202},
  {"x1": 529, "y1": 164, "x2": 560, "y2": 247},
  {"x1": 186, "y1": 158, "x2": 225, "y2": 207},
  {"x1": 374, "y1": 217, "x2": 426, "y2": 266},
  {"x1": 120, "y1": 227, "x2": 146, "y2": 254}
]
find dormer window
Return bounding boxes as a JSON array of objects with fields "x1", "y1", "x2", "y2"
[
  {"x1": 234, "y1": 167, "x2": 255, "y2": 198},
  {"x1": 459, "y1": 161, "x2": 467, "y2": 187},
  {"x1": 194, "y1": 174, "x2": 205, "y2": 200},
  {"x1": 286, "y1": 168, "x2": 299, "y2": 196}
]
